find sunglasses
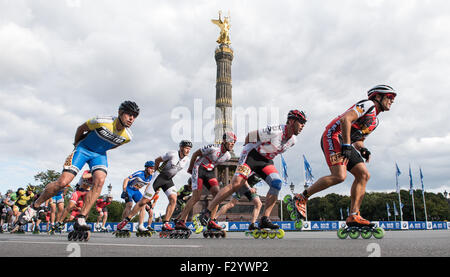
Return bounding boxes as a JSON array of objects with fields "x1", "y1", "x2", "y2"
[{"x1": 385, "y1": 94, "x2": 396, "y2": 100}]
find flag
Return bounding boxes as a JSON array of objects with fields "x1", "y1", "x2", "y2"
[
  {"x1": 339, "y1": 208, "x2": 343, "y2": 220},
  {"x1": 393, "y1": 202, "x2": 399, "y2": 216},
  {"x1": 303, "y1": 155, "x2": 314, "y2": 186},
  {"x1": 409, "y1": 165, "x2": 414, "y2": 195},
  {"x1": 346, "y1": 207, "x2": 350, "y2": 217},
  {"x1": 420, "y1": 167, "x2": 425, "y2": 194},
  {"x1": 280, "y1": 154, "x2": 289, "y2": 185},
  {"x1": 386, "y1": 203, "x2": 391, "y2": 217},
  {"x1": 395, "y1": 162, "x2": 401, "y2": 193}
]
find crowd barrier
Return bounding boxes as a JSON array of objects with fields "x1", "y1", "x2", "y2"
[{"x1": 20, "y1": 220, "x2": 450, "y2": 232}]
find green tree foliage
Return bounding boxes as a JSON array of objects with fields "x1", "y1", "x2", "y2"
[
  {"x1": 33, "y1": 170, "x2": 73, "y2": 197},
  {"x1": 33, "y1": 170, "x2": 61, "y2": 193},
  {"x1": 282, "y1": 190, "x2": 450, "y2": 221}
]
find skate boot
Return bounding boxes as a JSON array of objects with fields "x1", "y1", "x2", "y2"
[
  {"x1": 194, "y1": 209, "x2": 211, "y2": 227},
  {"x1": 136, "y1": 224, "x2": 152, "y2": 237},
  {"x1": 159, "y1": 221, "x2": 176, "y2": 239},
  {"x1": 257, "y1": 216, "x2": 285, "y2": 239},
  {"x1": 174, "y1": 220, "x2": 192, "y2": 239},
  {"x1": 100, "y1": 226, "x2": 108, "y2": 233},
  {"x1": 48, "y1": 222, "x2": 61, "y2": 235},
  {"x1": 203, "y1": 219, "x2": 226, "y2": 239},
  {"x1": 337, "y1": 211, "x2": 384, "y2": 240},
  {"x1": 114, "y1": 218, "x2": 131, "y2": 238},
  {"x1": 68, "y1": 215, "x2": 91, "y2": 242},
  {"x1": 283, "y1": 193, "x2": 306, "y2": 230},
  {"x1": 245, "y1": 222, "x2": 260, "y2": 238}
]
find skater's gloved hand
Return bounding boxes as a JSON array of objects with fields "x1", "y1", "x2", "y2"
[
  {"x1": 120, "y1": 191, "x2": 129, "y2": 201},
  {"x1": 341, "y1": 144, "x2": 353, "y2": 160},
  {"x1": 359, "y1": 147, "x2": 371, "y2": 162}
]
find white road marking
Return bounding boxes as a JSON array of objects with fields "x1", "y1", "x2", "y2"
[{"x1": 0, "y1": 240, "x2": 202, "y2": 248}]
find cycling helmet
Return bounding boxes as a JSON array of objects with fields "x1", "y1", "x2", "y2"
[
  {"x1": 287, "y1": 110, "x2": 307, "y2": 124},
  {"x1": 145, "y1": 161, "x2": 155, "y2": 168},
  {"x1": 367, "y1": 85, "x2": 396, "y2": 100},
  {"x1": 179, "y1": 140, "x2": 193, "y2": 148},
  {"x1": 118, "y1": 101, "x2": 140, "y2": 116},
  {"x1": 223, "y1": 131, "x2": 237, "y2": 143}
]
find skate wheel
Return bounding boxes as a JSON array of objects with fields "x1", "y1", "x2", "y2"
[
  {"x1": 269, "y1": 232, "x2": 276, "y2": 239},
  {"x1": 221, "y1": 231, "x2": 226, "y2": 238},
  {"x1": 68, "y1": 232, "x2": 74, "y2": 241},
  {"x1": 276, "y1": 229, "x2": 285, "y2": 239},
  {"x1": 83, "y1": 231, "x2": 90, "y2": 242},
  {"x1": 203, "y1": 232, "x2": 209, "y2": 238},
  {"x1": 252, "y1": 230, "x2": 260, "y2": 239},
  {"x1": 373, "y1": 227, "x2": 385, "y2": 239},
  {"x1": 337, "y1": 228, "x2": 348, "y2": 239},
  {"x1": 283, "y1": 194, "x2": 292, "y2": 204},
  {"x1": 349, "y1": 229, "x2": 360, "y2": 239},
  {"x1": 260, "y1": 231, "x2": 268, "y2": 239},
  {"x1": 195, "y1": 226, "x2": 203, "y2": 234},
  {"x1": 214, "y1": 233, "x2": 221, "y2": 238},
  {"x1": 361, "y1": 229, "x2": 372, "y2": 239}
]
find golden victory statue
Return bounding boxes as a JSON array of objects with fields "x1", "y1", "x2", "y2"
[{"x1": 211, "y1": 11, "x2": 231, "y2": 45}]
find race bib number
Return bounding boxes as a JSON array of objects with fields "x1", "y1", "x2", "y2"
[
  {"x1": 235, "y1": 164, "x2": 251, "y2": 178},
  {"x1": 330, "y1": 153, "x2": 344, "y2": 165}
]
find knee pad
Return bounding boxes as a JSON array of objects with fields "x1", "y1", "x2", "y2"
[{"x1": 265, "y1": 173, "x2": 283, "y2": 196}]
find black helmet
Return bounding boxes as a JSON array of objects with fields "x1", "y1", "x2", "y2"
[
  {"x1": 287, "y1": 110, "x2": 307, "y2": 124},
  {"x1": 179, "y1": 140, "x2": 192, "y2": 148},
  {"x1": 119, "y1": 101, "x2": 140, "y2": 117}
]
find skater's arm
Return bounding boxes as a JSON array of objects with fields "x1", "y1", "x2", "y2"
[
  {"x1": 187, "y1": 149, "x2": 202, "y2": 174},
  {"x1": 154, "y1": 156, "x2": 163, "y2": 172},
  {"x1": 73, "y1": 123, "x2": 90, "y2": 146},
  {"x1": 340, "y1": 110, "x2": 359, "y2": 145}
]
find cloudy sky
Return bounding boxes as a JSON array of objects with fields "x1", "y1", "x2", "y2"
[{"x1": 1, "y1": 0, "x2": 449, "y2": 216}]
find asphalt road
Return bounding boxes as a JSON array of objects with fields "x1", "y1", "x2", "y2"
[
  {"x1": 0, "y1": 227, "x2": 450, "y2": 257},
  {"x1": 1, "y1": 229, "x2": 449, "y2": 258}
]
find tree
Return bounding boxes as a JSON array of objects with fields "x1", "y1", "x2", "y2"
[{"x1": 34, "y1": 170, "x2": 61, "y2": 193}]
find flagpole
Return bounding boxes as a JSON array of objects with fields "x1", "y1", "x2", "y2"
[
  {"x1": 420, "y1": 168, "x2": 428, "y2": 222},
  {"x1": 396, "y1": 163, "x2": 404, "y2": 222},
  {"x1": 409, "y1": 165, "x2": 417, "y2": 222}
]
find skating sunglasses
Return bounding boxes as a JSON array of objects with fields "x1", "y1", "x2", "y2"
[{"x1": 384, "y1": 94, "x2": 396, "y2": 100}]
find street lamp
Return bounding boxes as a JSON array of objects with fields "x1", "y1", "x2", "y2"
[
  {"x1": 107, "y1": 183, "x2": 112, "y2": 194},
  {"x1": 444, "y1": 190, "x2": 448, "y2": 199}
]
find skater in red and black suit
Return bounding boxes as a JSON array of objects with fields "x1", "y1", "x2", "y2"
[{"x1": 296, "y1": 85, "x2": 396, "y2": 227}]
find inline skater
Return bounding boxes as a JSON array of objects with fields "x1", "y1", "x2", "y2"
[
  {"x1": 176, "y1": 132, "x2": 236, "y2": 233},
  {"x1": 295, "y1": 85, "x2": 395, "y2": 238},
  {"x1": 197, "y1": 110, "x2": 307, "y2": 235},
  {"x1": 95, "y1": 194, "x2": 112, "y2": 232},
  {"x1": 118, "y1": 161, "x2": 155, "y2": 234},
  {"x1": 20, "y1": 101, "x2": 139, "y2": 238},
  {"x1": 50, "y1": 170, "x2": 93, "y2": 233},
  {"x1": 144, "y1": 190, "x2": 159, "y2": 232},
  {"x1": 117, "y1": 140, "x2": 192, "y2": 235},
  {"x1": 48, "y1": 187, "x2": 67, "y2": 231},
  {"x1": 173, "y1": 178, "x2": 193, "y2": 219},
  {"x1": 215, "y1": 174, "x2": 262, "y2": 232}
]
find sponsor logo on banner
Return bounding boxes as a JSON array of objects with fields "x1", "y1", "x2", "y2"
[
  {"x1": 401, "y1": 221, "x2": 409, "y2": 230},
  {"x1": 338, "y1": 221, "x2": 347, "y2": 228},
  {"x1": 219, "y1": 222, "x2": 229, "y2": 231},
  {"x1": 302, "y1": 221, "x2": 311, "y2": 231}
]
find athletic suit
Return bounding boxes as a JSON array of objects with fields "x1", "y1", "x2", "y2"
[
  {"x1": 235, "y1": 125, "x2": 296, "y2": 196},
  {"x1": 144, "y1": 151, "x2": 190, "y2": 199},
  {"x1": 95, "y1": 198, "x2": 111, "y2": 213},
  {"x1": 123, "y1": 170, "x2": 153, "y2": 203},
  {"x1": 191, "y1": 144, "x2": 232, "y2": 191},
  {"x1": 63, "y1": 116, "x2": 132, "y2": 175},
  {"x1": 321, "y1": 99, "x2": 379, "y2": 171}
]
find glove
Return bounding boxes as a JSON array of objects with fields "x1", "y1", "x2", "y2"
[
  {"x1": 120, "y1": 191, "x2": 129, "y2": 202},
  {"x1": 360, "y1": 147, "x2": 371, "y2": 161},
  {"x1": 341, "y1": 144, "x2": 353, "y2": 160}
]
